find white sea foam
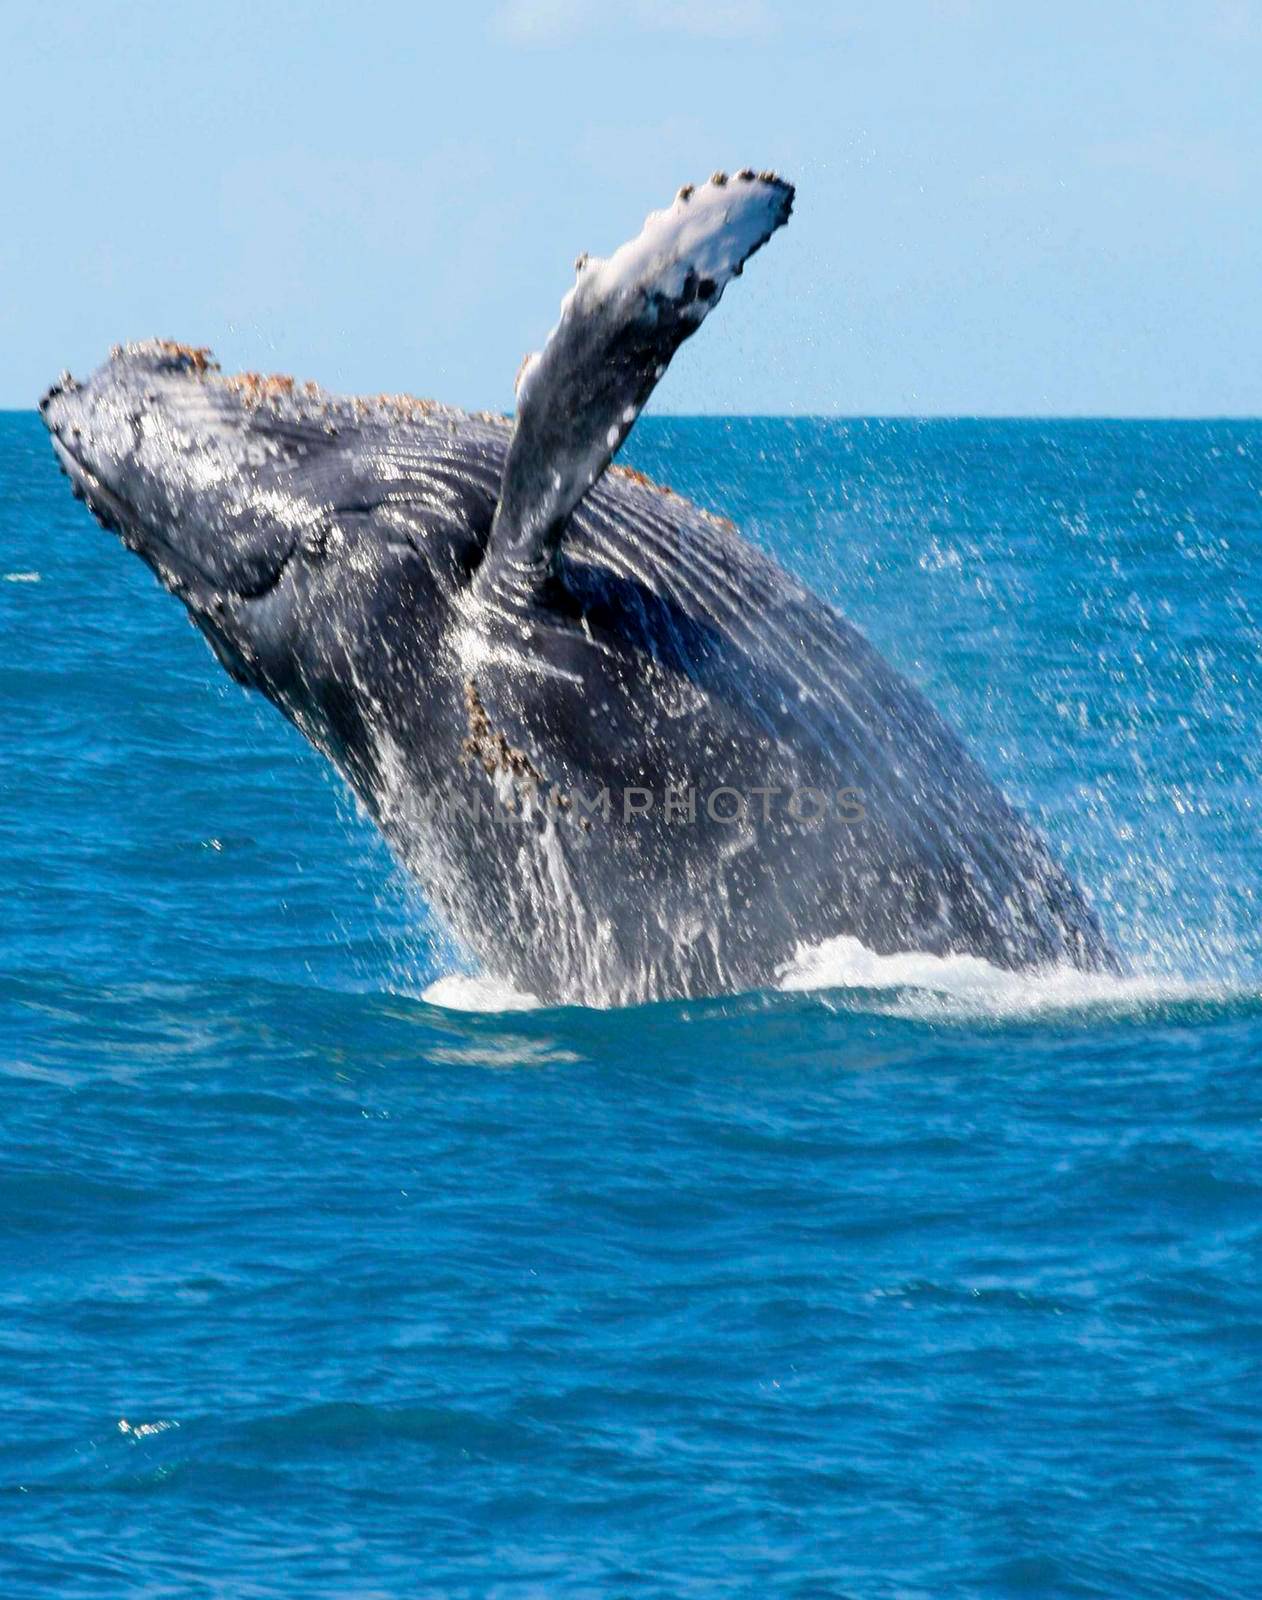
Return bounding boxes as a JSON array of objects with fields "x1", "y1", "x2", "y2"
[
  {"x1": 422, "y1": 973, "x2": 541, "y2": 1012},
  {"x1": 3, "y1": 571, "x2": 41, "y2": 583},
  {"x1": 419, "y1": 938, "x2": 1237, "y2": 1019},
  {"x1": 777, "y1": 934, "x2": 1233, "y2": 1021},
  {"x1": 418, "y1": 936, "x2": 1242, "y2": 1020}
]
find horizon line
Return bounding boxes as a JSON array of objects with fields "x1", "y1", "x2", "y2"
[{"x1": 2, "y1": 407, "x2": 1260, "y2": 424}]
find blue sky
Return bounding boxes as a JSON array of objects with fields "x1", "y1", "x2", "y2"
[{"x1": 2, "y1": 0, "x2": 1258, "y2": 414}]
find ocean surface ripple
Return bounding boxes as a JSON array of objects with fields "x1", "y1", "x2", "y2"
[{"x1": 2, "y1": 413, "x2": 1260, "y2": 1596}]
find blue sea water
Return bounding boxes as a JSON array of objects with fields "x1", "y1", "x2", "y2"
[{"x1": 2, "y1": 408, "x2": 1261, "y2": 1597}]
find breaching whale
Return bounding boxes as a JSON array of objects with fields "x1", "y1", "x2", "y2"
[{"x1": 42, "y1": 172, "x2": 1119, "y2": 1004}]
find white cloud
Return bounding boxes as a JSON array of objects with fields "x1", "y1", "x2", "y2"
[
  {"x1": 632, "y1": 0, "x2": 775, "y2": 37},
  {"x1": 493, "y1": 0, "x2": 776, "y2": 44},
  {"x1": 493, "y1": 0, "x2": 591, "y2": 42}
]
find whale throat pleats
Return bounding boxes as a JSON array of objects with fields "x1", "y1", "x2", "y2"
[{"x1": 474, "y1": 170, "x2": 794, "y2": 600}]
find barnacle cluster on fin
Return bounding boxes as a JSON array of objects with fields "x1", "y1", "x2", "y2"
[
  {"x1": 568, "y1": 168, "x2": 793, "y2": 318},
  {"x1": 461, "y1": 679, "x2": 543, "y2": 786}
]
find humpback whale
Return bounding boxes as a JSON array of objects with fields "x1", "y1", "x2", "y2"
[{"x1": 42, "y1": 172, "x2": 1118, "y2": 1004}]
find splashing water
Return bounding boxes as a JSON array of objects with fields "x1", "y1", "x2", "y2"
[
  {"x1": 777, "y1": 934, "x2": 1238, "y2": 1020},
  {"x1": 422, "y1": 972, "x2": 543, "y2": 1012},
  {"x1": 420, "y1": 936, "x2": 1240, "y2": 1021},
  {"x1": 410, "y1": 417, "x2": 1262, "y2": 1014}
]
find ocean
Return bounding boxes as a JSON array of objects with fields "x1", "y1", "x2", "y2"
[{"x1": 2, "y1": 410, "x2": 1260, "y2": 1596}]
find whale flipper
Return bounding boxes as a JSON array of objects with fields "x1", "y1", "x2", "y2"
[{"x1": 475, "y1": 171, "x2": 793, "y2": 599}]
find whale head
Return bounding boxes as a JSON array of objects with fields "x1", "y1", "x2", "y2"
[
  {"x1": 42, "y1": 344, "x2": 305, "y2": 660},
  {"x1": 41, "y1": 341, "x2": 492, "y2": 781}
]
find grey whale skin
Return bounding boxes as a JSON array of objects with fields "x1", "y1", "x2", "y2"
[{"x1": 42, "y1": 174, "x2": 1118, "y2": 1004}]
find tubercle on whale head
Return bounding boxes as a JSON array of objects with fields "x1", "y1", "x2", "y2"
[
  {"x1": 42, "y1": 341, "x2": 299, "y2": 587},
  {"x1": 46, "y1": 336, "x2": 464, "y2": 425},
  {"x1": 42, "y1": 337, "x2": 689, "y2": 568},
  {"x1": 40, "y1": 341, "x2": 333, "y2": 691},
  {"x1": 42, "y1": 338, "x2": 463, "y2": 718}
]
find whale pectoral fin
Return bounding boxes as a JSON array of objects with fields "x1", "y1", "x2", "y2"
[{"x1": 474, "y1": 170, "x2": 794, "y2": 599}]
